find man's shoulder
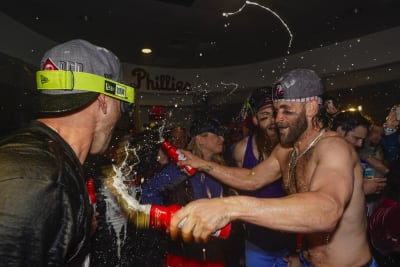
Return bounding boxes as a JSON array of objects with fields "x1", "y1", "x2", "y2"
[
  {"x1": 321, "y1": 131, "x2": 351, "y2": 146},
  {"x1": 235, "y1": 135, "x2": 251, "y2": 146},
  {"x1": 317, "y1": 132, "x2": 358, "y2": 160},
  {"x1": 233, "y1": 136, "x2": 251, "y2": 152}
]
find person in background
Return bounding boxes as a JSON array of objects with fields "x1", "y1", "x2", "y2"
[
  {"x1": 156, "y1": 125, "x2": 189, "y2": 169},
  {"x1": 0, "y1": 39, "x2": 134, "y2": 265},
  {"x1": 233, "y1": 87, "x2": 296, "y2": 267},
  {"x1": 167, "y1": 125, "x2": 189, "y2": 150},
  {"x1": 368, "y1": 156, "x2": 400, "y2": 267},
  {"x1": 133, "y1": 125, "x2": 189, "y2": 266},
  {"x1": 170, "y1": 68, "x2": 375, "y2": 267},
  {"x1": 367, "y1": 104, "x2": 400, "y2": 267},
  {"x1": 141, "y1": 117, "x2": 233, "y2": 267},
  {"x1": 321, "y1": 93, "x2": 340, "y2": 128},
  {"x1": 359, "y1": 123, "x2": 389, "y2": 178},
  {"x1": 358, "y1": 123, "x2": 390, "y2": 216},
  {"x1": 382, "y1": 105, "x2": 400, "y2": 166},
  {"x1": 331, "y1": 111, "x2": 387, "y2": 202}
]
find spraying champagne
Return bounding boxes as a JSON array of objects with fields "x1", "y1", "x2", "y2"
[{"x1": 105, "y1": 177, "x2": 230, "y2": 239}]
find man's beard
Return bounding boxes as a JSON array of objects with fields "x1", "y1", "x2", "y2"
[{"x1": 279, "y1": 108, "x2": 308, "y2": 146}]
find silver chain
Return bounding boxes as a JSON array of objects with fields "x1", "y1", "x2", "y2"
[{"x1": 287, "y1": 128, "x2": 327, "y2": 192}]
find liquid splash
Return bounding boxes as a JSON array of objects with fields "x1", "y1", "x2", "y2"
[
  {"x1": 222, "y1": 0, "x2": 293, "y2": 52},
  {"x1": 158, "y1": 120, "x2": 167, "y2": 141},
  {"x1": 220, "y1": 82, "x2": 239, "y2": 97},
  {"x1": 103, "y1": 143, "x2": 143, "y2": 259}
]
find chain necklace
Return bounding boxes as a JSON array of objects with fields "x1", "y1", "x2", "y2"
[{"x1": 287, "y1": 128, "x2": 327, "y2": 192}]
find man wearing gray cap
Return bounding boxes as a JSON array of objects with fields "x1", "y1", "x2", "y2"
[
  {"x1": 0, "y1": 39, "x2": 134, "y2": 265},
  {"x1": 169, "y1": 69, "x2": 376, "y2": 266}
]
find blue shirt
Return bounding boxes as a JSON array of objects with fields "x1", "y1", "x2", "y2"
[{"x1": 140, "y1": 163, "x2": 223, "y2": 205}]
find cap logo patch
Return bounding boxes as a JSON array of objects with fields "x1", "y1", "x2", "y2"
[
  {"x1": 105, "y1": 80, "x2": 116, "y2": 94},
  {"x1": 104, "y1": 81, "x2": 127, "y2": 99},
  {"x1": 42, "y1": 59, "x2": 59, "y2": 70},
  {"x1": 274, "y1": 84, "x2": 285, "y2": 99},
  {"x1": 39, "y1": 75, "x2": 49, "y2": 84}
]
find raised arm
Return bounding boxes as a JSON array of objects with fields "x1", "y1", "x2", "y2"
[{"x1": 179, "y1": 144, "x2": 286, "y2": 191}]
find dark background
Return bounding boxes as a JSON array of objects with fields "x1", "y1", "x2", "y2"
[{"x1": 1, "y1": 51, "x2": 399, "y2": 137}]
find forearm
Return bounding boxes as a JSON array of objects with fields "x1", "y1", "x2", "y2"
[
  {"x1": 197, "y1": 160, "x2": 267, "y2": 191},
  {"x1": 227, "y1": 193, "x2": 341, "y2": 233}
]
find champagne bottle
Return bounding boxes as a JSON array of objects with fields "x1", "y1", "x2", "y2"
[
  {"x1": 105, "y1": 178, "x2": 230, "y2": 239},
  {"x1": 137, "y1": 204, "x2": 231, "y2": 239},
  {"x1": 160, "y1": 139, "x2": 196, "y2": 176}
]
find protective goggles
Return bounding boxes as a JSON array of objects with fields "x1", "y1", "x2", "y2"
[{"x1": 36, "y1": 70, "x2": 135, "y2": 113}]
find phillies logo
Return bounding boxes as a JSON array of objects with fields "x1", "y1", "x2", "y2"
[
  {"x1": 274, "y1": 84, "x2": 285, "y2": 99},
  {"x1": 42, "y1": 59, "x2": 59, "y2": 70}
]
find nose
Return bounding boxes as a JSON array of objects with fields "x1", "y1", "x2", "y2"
[{"x1": 275, "y1": 111, "x2": 283, "y2": 123}]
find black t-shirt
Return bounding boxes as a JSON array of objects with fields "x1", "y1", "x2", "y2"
[{"x1": 0, "y1": 121, "x2": 93, "y2": 266}]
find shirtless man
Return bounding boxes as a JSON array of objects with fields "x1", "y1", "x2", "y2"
[{"x1": 170, "y1": 68, "x2": 375, "y2": 267}]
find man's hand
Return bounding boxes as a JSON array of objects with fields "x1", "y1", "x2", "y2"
[
  {"x1": 383, "y1": 105, "x2": 400, "y2": 133},
  {"x1": 169, "y1": 198, "x2": 231, "y2": 243},
  {"x1": 363, "y1": 178, "x2": 387, "y2": 195},
  {"x1": 178, "y1": 150, "x2": 210, "y2": 171}
]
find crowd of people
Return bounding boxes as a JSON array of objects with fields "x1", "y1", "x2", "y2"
[{"x1": 0, "y1": 38, "x2": 399, "y2": 267}]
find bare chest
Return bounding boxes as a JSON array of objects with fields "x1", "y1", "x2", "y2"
[{"x1": 283, "y1": 149, "x2": 314, "y2": 194}]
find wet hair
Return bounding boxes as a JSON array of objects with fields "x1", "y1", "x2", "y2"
[
  {"x1": 331, "y1": 111, "x2": 371, "y2": 134},
  {"x1": 321, "y1": 93, "x2": 339, "y2": 107},
  {"x1": 311, "y1": 103, "x2": 330, "y2": 130}
]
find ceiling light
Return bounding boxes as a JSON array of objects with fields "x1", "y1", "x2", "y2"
[{"x1": 141, "y1": 48, "x2": 152, "y2": 54}]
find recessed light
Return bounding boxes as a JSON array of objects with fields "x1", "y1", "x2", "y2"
[{"x1": 141, "y1": 48, "x2": 152, "y2": 54}]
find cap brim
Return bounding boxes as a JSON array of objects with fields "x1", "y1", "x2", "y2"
[{"x1": 34, "y1": 92, "x2": 99, "y2": 116}]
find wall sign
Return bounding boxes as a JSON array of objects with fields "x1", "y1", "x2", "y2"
[{"x1": 131, "y1": 68, "x2": 192, "y2": 91}]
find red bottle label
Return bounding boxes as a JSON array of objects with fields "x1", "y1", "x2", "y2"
[
  {"x1": 149, "y1": 205, "x2": 230, "y2": 239},
  {"x1": 150, "y1": 204, "x2": 181, "y2": 230},
  {"x1": 161, "y1": 140, "x2": 196, "y2": 176}
]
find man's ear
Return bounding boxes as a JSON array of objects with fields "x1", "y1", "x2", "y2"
[
  {"x1": 252, "y1": 115, "x2": 258, "y2": 126},
  {"x1": 305, "y1": 99, "x2": 319, "y2": 117},
  {"x1": 336, "y1": 125, "x2": 345, "y2": 136},
  {"x1": 97, "y1": 94, "x2": 107, "y2": 114}
]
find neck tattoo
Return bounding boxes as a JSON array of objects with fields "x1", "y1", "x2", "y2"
[{"x1": 287, "y1": 128, "x2": 326, "y2": 193}]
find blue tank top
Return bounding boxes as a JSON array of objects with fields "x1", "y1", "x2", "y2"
[
  {"x1": 242, "y1": 136, "x2": 296, "y2": 252},
  {"x1": 243, "y1": 136, "x2": 283, "y2": 197}
]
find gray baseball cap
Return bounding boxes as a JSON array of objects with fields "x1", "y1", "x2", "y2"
[
  {"x1": 273, "y1": 68, "x2": 324, "y2": 104},
  {"x1": 36, "y1": 39, "x2": 123, "y2": 115}
]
